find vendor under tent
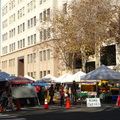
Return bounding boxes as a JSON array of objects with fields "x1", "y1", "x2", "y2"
[
  {"x1": 36, "y1": 74, "x2": 57, "y2": 83},
  {"x1": 24, "y1": 75, "x2": 36, "y2": 82},
  {"x1": 55, "y1": 73, "x2": 72, "y2": 83},
  {"x1": 61, "y1": 71, "x2": 86, "y2": 83}
]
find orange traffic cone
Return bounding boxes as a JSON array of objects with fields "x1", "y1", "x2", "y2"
[
  {"x1": 44, "y1": 98, "x2": 49, "y2": 109},
  {"x1": 16, "y1": 99, "x2": 21, "y2": 110},
  {"x1": 116, "y1": 95, "x2": 120, "y2": 106},
  {"x1": 66, "y1": 97, "x2": 71, "y2": 108}
]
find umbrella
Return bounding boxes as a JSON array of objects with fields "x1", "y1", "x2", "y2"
[
  {"x1": 81, "y1": 65, "x2": 120, "y2": 82},
  {"x1": 36, "y1": 74, "x2": 57, "y2": 83},
  {"x1": 8, "y1": 75, "x2": 35, "y2": 84}
]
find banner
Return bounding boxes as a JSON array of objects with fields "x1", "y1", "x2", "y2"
[{"x1": 11, "y1": 86, "x2": 37, "y2": 98}]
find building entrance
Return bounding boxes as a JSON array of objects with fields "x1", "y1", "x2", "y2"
[{"x1": 18, "y1": 56, "x2": 24, "y2": 76}]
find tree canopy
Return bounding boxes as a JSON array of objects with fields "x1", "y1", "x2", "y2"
[{"x1": 39, "y1": 0, "x2": 120, "y2": 73}]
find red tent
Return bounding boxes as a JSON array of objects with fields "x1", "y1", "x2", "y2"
[{"x1": 8, "y1": 75, "x2": 35, "y2": 84}]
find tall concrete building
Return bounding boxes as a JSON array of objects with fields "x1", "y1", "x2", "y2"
[
  {"x1": 1, "y1": 0, "x2": 120, "y2": 80},
  {"x1": 1, "y1": 0, "x2": 71, "y2": 79}
]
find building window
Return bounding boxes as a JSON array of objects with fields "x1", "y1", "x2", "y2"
[
  {"x1": 28, "y1": 20, "x2": 30, "y2": 28},
  {"x1": 100, "y1": 45, "x2": 116, "y2": 66},
  {"x1": 44, "y1": 30, "x2": 46, "y2": 40},
  {"x1": 47, "y1": 49, "x2": 50, "y2": 60},
  {"x1": 40, "y1": 31, "x2": 42, "y2": 42},
  {"x1": 28, "y1": 36, "x2": 30, "y2": 45},
  {"x1": 40, "y1": 71, "x2": 42, "y2": 78},
  {"x1": 47, "y1": 8, "x2": 50, "y2": 19},
  {"x1": 34, "y1": 34, "x2": 36, "y2": 44},
  {"x1": 48, "y1": 70, "x2": 50, "y2": 74},
  {"x1": 63, "y1": 3, "x2": 67, "y2": 14},
  {"x1": 43, "y1": 50, "x2": 46, "y2": 60},
  {"x1": 47, "y1": 28, "x2": 51, "y2": 38},
  {"x1": 34, "y1": 16, "x2": 36, "y2": 26},
  {"x1": 40, "y1": 0, "x2": 42, "y2": 4},
  {"x1": 40, "y1": 13, "x2": 42, "y2": 22},
  {"x1": 44, "y1": 71, "x2": 46, "y2": 76},
  {"x1": 40, "y1": 51, "x2": 42, "y2": 61}
]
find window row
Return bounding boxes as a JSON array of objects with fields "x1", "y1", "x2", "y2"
[
  {"x1": 9, "y1": 28, "x2": 15, "y2": 38},
  {"x1": 18, "y1": 23, "x2": 25, "y2": 34},
  {"x1": 9, "y1": 58, "x2": 15, "y2": 67},
  {"x1": 40, "y1": 28, "x2": 51, "y2": 41},
  {"x1": 40, "y1": 70, "x2": 50, "y2": 78},
  {"x1": 27, "y1": 53, "x2": 36, "y2": 63},
  {"x1": 28, "y1": 72, "x2": 36, "y2": 79},
  {"x1": 9, "y1": 0, "x2": 15, "y2": 11},
  {"x1": 39, "y1": 49, "x2": 50, "y2": 61},
  {"x1": 28, "y1": 16, "x2": 36, "y2": 29},
  {"x1": 2, "y1": 60, "x2": 7, "y2": 68},
  {"x1": 28, "y1": 34, "x2": 36, "y2": 46},
  {"x1": 39, "y1": 8, "x2": 50, "y2": 22},
  {"x1": 9, "y1": 43, "x2": 15, "y2": 52},
  {"x1": 18, "y1": 39, "x2": 25, "y2": 49},
  {"x1": 2, "y1": 33, "x2": 8, "y2": 41},
  {"x1": 18, "y1": 7, "x2": 25, "y2": 19},
  {"x1": 2, "y1": 19, "x2": 8, "y2": 29},
  {"x1": 9, "y1": 14, "x2": 15, "y2": 24},
  {"x1": 40, "y1": 0, "x2": 46, "y2": 5},
  {"x1": 2, "y1": 46, "x2": 8, "y2": 54},
  {"x1": 27, "y1": 0, "x2": 36, "y2": 13}
]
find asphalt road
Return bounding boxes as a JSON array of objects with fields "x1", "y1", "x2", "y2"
[{"x1": 0, "y1": 104, "x2": 120, "y2": 120}]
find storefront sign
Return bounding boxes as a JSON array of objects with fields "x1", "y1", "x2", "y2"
[{"x1": 86, "y1": 98, "x2": 101, "y2": 107}]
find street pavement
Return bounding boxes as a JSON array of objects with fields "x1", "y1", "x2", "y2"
[{"x1": 0, "y1": 103, "x2": 120, "y2": 120}]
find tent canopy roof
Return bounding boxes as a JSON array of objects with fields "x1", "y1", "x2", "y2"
[{"x1": 81, "y1": 65, "x2": 120, "y2": 81}]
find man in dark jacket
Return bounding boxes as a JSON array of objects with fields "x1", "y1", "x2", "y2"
[
  {"x1": 49, "y1": 84, "x2": 55, "y2": 104},
  {"x1": 71, "y1": 81, "x2": 78, "y2": 105}
]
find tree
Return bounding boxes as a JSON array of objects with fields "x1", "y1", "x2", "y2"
[{"x1": 38, "y1": 0, "x2": 119, "y2": 73}]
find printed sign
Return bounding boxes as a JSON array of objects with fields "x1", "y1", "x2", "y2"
[
  {"x1": 86, "y1": 98, "x2": 101, "y2": 107},
  {"x1": 88, "y1": 92, "x2": 97, "y2": 96}
]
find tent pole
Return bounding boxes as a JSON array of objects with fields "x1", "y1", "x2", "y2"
[{"x1": 96, "y1": 82, "x2": 99, "y2": 97}]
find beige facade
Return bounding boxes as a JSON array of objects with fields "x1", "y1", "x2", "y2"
[
  {"x1": 1, "y1": 0, "x2": 120, "y2": 80},
  {"x1": 1, "y1": 0, "x2": 70, "y2": 79}
]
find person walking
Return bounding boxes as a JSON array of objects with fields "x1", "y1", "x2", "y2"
[
  {"x1": 71, "y1": 81, "x2": 78, "y2": 105},
  {"x1": 59, "y1": 86, "x2": 65, "y2": 107},
  {"x1": 49, "y1": 84, "x2": 55, "y2": 104}
]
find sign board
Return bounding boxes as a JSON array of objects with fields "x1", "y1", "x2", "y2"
[
  {"x1": 11, "y1": 86, "x2": 37, "y2": 98},
  {"x1": 88, "y1": 92, "x2": 97, "y2": 96},
  {"x1": 86, "y1": 98, "x2": 101, "y2": 107}
]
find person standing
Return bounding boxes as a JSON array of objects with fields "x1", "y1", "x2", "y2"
[
  {"x1": 71, "y1": 81, "x2": 78, "y2": 105},
  {"x1": 49, "y1": 84, "x2": 55, "y2": 104},
  {"x1": 59, "y1": 86, "x2": 65, "y2": 107},
  {"x1": 35, "y1": 85, "x2": 41, "y2": 105}
]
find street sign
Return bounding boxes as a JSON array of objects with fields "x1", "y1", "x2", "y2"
[{"x1": 86, "y1": 98, "x2": 101, "y2": 107}]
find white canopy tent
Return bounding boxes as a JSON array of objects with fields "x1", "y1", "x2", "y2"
[
  {"x1": 61, "y1": 71, "x2": 86, "y2": 83},
  {"x1": 36, "y1": 74, "x2": 57, "y2": 83},
  {"x1": 24, "y1": 75, "x2": 36, "y2": 82},
  {"x1": 55, "y1": 73, "x2": 72, "y2": 83}
]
